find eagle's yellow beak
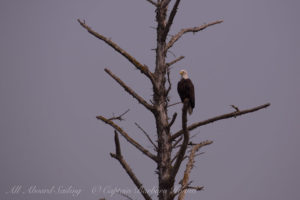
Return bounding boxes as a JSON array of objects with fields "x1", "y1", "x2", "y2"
[{"x1": 179, "y1": 71, "x2": 184, "y2": 75}]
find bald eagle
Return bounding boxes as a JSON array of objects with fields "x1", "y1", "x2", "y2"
[{"x1": 177, "y1": 70, "x2": 195, "y2": 115}]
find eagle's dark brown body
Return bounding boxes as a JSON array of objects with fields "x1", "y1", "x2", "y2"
[{"x1": 177, "y1": 78, "x2": 195, "y2": 114}]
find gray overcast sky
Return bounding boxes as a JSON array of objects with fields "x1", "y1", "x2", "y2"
[{"x1": 0, "y1": 0, "x2": 299, "y2": 200}]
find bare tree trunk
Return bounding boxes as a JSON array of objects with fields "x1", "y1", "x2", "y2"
[
  {"x1": 153, "y1": 3, "x2": 177, "y2": 200},
  {"x1": 154, "y1": 5, "x2": 173, "y2": 200}
]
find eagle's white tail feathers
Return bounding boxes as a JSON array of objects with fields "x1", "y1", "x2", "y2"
[{"x1": 188, "y1": 105, "x2": 193, "y2": 115}]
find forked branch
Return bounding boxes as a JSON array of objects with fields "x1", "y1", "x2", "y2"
[
  {"x1": 105, "y1": 68, "x2": 155, "y2": 112},
  {"x1": 166, "y1": 20, "x2": 223, "y2": 50},
  {"x1": 111, "y1": 131, "x2": 152, "y2": 200},
  {"x1": 96, "y1": 115, "x2": 158, "y2": 162},
  {"x1": 177, "y1": 140, "x2": 213, "y2": 200},
  {"x1": 77, "y1": 19, "x2": 154, "y2": 84},
  {"x1": 171, "y1": 103, "x2": 271, "y2": 141}
]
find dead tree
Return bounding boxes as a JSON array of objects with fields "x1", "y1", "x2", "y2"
[{"x1": 78, "y1": 1, "x2": 270, "y2": 200}]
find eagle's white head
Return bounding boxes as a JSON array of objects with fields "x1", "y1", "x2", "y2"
[{"x1": 179, "y1": 69, "x2": 189, "y2": 79}]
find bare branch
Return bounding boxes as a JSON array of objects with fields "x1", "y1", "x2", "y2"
[
  {"x1": 111, "y1": 154, "x2": 153, "y2": 200},
  {"x1": 177, "y1": 140, "x2": 213, "y2": 200},
  {"x1": 168, "y1": 112, "x2": 178, "y2": 129},
  {"x1": 167, "y1": 49, "x2": 177, "y2": 57},
  {"x1": 168, "y1": 102, "x2": 181, "y2": 108},
  {"x1": 186, "y1": 186, "x2": 204, "y2": 191},
  {"x1": 171, "y1": 152, "x2": 178, "y2": 164},
  {"x1": 163, "y1": 0, "x2": 181, "y2": 40},
  {"x1": 171, "y1": 103, "x2": 271, "y2": 141},
  {"x1": 172, "y1": 136, "x2": 182, "y2": 149},
  {"x1": 166, "y1": 20, "x2": 223, "y2": 50},
  {"x1": 105, "y1": 68, "x2": 155, "y2": 112},
  {"x1": 146, "y1": 0, "x2": 158, "y2": 6},
  {"x1": 109, "y1": 109, "x2": 130, "y2": 121},
  {"x1": 77, "y1": 19, "x2": 154, "y2": 83},
  {"x1": 173, "y1": 184, "x2": 204, "y2": 199},
  {"x1": 166, "y1": 67, "x2": 172, "y2": 95},
  {"x1": 135, "y1": 122, "x2": 158, "y2": 151},
  {"x1": 111, "y1": 132, "x2": 152, "y2": 200},
  {"x1": 171, "y1": 143, "x2": 187, "y2": 164},
  {"x1": 97, "y1": 115, "x2": 158, "y2": 162},
  {"x1": 171, "y1": 99, "x2": 190, "y2": 180},
  {"x1": 114, "y1": 130, "x2": 122, "y2": 156},
  {"x1": 189, "y1": 131, "x2": 201, "y2": 141},
  {"x1": 230, "y1": 104, "x2": 240, "y2": 112},
  {"x1": 166, "y1": 56, "x2": 185, "y2": 67}
]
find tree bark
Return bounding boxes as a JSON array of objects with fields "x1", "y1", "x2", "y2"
[{"x1": 154, "y1": 3, "x2": 174, "y2": 200}]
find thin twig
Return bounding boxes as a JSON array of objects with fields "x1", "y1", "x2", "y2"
[
  {"x1": 194, "y1": 152, "x2": 205, "y2": 158},
  {"x1": 171, "y1": 152, "x2": 178, "y2": 164},
  {"x1": 186, "y1": 186, "x2": 204, "y2": 191},
  {"x1": 171, "y1": 150, "x2": 188, "y2": 164},
  {"x1": 172, "y1": 136, "x2": 182, "y2": 149},
  {"x1": 145, "y1": 0, "x2": 158, "y2": 6},
  {"x1": 168, "y1": 112, "x2": 178, "y2": 129},
  {"x1": 171, "y1": 147, "x2": 189, "y2": 164},
  {"x1": 97, "y1": 115, "x2": 158, "y2": 162},
  {"x1": 109, "y1": 109, "x2": 130, "y2": 121},
  {"x1": 168, "y1": 102, "x2": 181, "y2": 108},
  {"x1": 105, "y1": 68, "x2": 155, "y2": 112},
  {"x1": 230, "y1": 105, "x2": 240, "y2": 112},
  {"x1": 166, "y1": 20, "x2": 223, "y2": 50},
  {"x1": 135, "y1": 122, "x2": 158, "y2": 151},
  {"x1": 166, "y1": 56, "x2": 185, "y2": 67},
  {"x1": 171, "y1": 103, "x2": 271, "y2": 141},
  {"x1": 167, "y1": 50, "x2": 177, "y2": 57},
  {"x1": 189, "y1": 131, "x2": 201, "y2": 141}
]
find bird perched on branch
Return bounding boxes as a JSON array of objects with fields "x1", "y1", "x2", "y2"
[{"x1": 177, "y1": 69, "x2": 195, "y2": 115}]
